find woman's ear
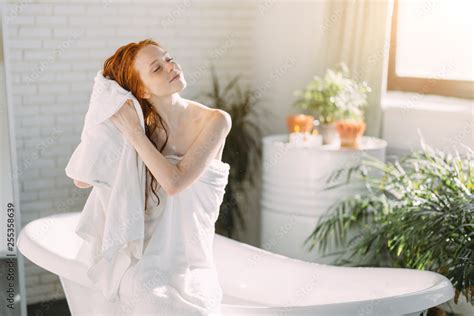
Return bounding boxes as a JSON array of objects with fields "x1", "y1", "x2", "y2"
[{"x1": 140, "y1": 89, "x2": 151, "y2": 99}]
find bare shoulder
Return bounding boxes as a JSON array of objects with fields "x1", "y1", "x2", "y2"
[
  {"x1": 185, "y1": 99, "x2": 214, "y2": 118},
  {"x1": 185, "y1": 100, "x2": 231, "y2": 128}
]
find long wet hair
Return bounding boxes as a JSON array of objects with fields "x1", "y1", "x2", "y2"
[{"x1": 102, "y1": 39, "x2": 169, "y2": 213}]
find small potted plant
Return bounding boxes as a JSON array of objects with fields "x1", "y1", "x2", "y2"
[
  {"x1": 333, "y1": 67, "x2": 370, "y2": 148},
  {"x1": 293, "y1": 63, "x2": 371, "y2": 146}
]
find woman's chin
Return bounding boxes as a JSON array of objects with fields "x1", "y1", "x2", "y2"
[{"x1": 173, "y1": 78, "x2": 187, "y2": 91}]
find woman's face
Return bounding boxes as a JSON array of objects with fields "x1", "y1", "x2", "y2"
[{"x1": 134, "y1": 45, "x2": 186, "y2": 99}]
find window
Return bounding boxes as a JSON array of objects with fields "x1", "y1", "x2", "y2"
[{"x1": 388, "y1": 0, "x2": 473, "y2": 99}]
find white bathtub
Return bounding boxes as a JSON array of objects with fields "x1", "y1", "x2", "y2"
[{"x1": 17, "y1": 212, "x2": 453, "y2": 316}]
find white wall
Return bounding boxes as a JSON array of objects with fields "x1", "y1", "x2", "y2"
[
  {"x1": 254, "y1": 0, "x2": 328, "y2": 136},
  {"x1": 6, "y1": 0, "x2": 257, "y2": 304}
]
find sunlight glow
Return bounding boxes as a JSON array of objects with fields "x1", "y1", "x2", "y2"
[{"x1": 396, "y1": 0, "x2": 473, "y2": 81}]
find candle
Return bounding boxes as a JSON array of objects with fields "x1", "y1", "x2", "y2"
[
  {"x1": 302, "y1": 130, "x2": 323, "y2": 147},
  {"x1": 288, "y1": 125, "x2": 305, "y2": 144}
]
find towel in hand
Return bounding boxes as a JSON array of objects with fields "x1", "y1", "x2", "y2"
[{"x1": 65, "y1": 69, "x2": 147, "y2": 301}]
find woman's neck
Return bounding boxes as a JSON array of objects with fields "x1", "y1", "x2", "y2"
[{"x1": 148, "y1": 93, "x2": 188, "y2": 129}]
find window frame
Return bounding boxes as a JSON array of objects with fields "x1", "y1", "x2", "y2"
[{"x1": 387, "y1": 0, "x2": 474, "y2": 99}]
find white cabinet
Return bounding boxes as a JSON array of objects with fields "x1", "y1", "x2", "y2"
[{"x1": 260, "y1": 134, "x2": 387, "y2": 263}]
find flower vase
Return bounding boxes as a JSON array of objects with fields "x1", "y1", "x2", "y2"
[{"x1": 316, "y1": 122, "x2": 338, "y2": 145}]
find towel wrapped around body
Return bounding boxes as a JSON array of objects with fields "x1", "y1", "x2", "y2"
[{"x1": 117, "y1": 154, "x2": 229, "y2": 316}]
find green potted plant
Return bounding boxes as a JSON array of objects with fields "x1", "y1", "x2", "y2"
[
  {"x1": 292, "y1": 62, "x2": 371, "y2": 146},
  {"x1": 195, "y1": 64, "x2": 271, "y2": 239},
  {"x1": 304, "y1": 140, "x2": 473, "y2": 312}
]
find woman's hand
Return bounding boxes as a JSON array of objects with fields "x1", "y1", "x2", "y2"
[{"x1": 110, "y1": 99, "x2": 144, "y2": 141}]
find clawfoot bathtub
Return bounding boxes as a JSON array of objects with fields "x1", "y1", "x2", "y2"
[{"x1": 17, "y1": 212, "x2": 453, "y2": 315}]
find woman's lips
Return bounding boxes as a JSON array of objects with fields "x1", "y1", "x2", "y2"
[{"x1": 169, "y1": 73, "x2": 181, "y2": 83}]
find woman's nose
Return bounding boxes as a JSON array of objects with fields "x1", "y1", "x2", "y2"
[{"x1": 166, "y1": 61, "x2": 175, "y2": 73}]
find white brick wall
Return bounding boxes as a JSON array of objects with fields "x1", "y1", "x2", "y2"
[{"x1": 6, "y1": 0, "x2": 257, "y2": 305}]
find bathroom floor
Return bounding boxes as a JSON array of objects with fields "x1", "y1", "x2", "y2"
[{"x1": 28, "y1": 299, "x2": 70, "y2": 316}]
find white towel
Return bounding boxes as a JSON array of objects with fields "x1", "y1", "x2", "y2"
[
  {"x1": 65, "y1": 69, "x2": 147, "y2": 301},
  {"x1": 117, "y1": 155, "x2": 229, "y2": 315}
]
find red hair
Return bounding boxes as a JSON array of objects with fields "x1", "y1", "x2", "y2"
[{"x1": 102, "y1": 39, "x2": 169, "y2": 212}]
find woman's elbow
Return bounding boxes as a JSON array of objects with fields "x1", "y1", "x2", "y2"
[
  {"x1": 164, "y1": 178, "x2": 183, "y2": 196},
  {"x1": 74, "y1": 179, "x2": 92, "y2": 189},
  {"x1": 214, "y1": 110, "x2": 232, "y2": 133},
  {"x1": 164, "y1": 185, "x2": 179, "y2": 196}
]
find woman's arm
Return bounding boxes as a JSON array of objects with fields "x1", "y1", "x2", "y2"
[{"x1": 127, "y1": 110, "x2": 231, "y2": 196}]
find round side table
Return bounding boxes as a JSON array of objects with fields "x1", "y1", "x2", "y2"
[{"x1": 260, "y1": 134, "x2": 387, "y2": 263}]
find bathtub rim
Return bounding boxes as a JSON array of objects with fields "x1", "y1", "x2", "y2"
[
  {"x1": 219, "y1": 277, "x2": 453, "y2": 314},
  {"x1": 16, "y1": 213, "x2": 97, "y2": 289}
]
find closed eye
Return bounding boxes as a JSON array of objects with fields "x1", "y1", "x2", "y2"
[{"x1": 154, "y1": 58, "x2": 174, "y2": 72}]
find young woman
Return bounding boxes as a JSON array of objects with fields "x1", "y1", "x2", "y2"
[{"x1": 82, "y1": 39, "x2": 232, "y2": 315}]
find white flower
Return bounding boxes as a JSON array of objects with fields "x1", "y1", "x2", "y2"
[{"x1": 293, "y1": 62, "x2": 371, "y2": 122}]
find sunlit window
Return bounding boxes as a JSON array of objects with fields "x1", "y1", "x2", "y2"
[{"x1": 388, "y1": 0, "x2": 473, "y2": 99}]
